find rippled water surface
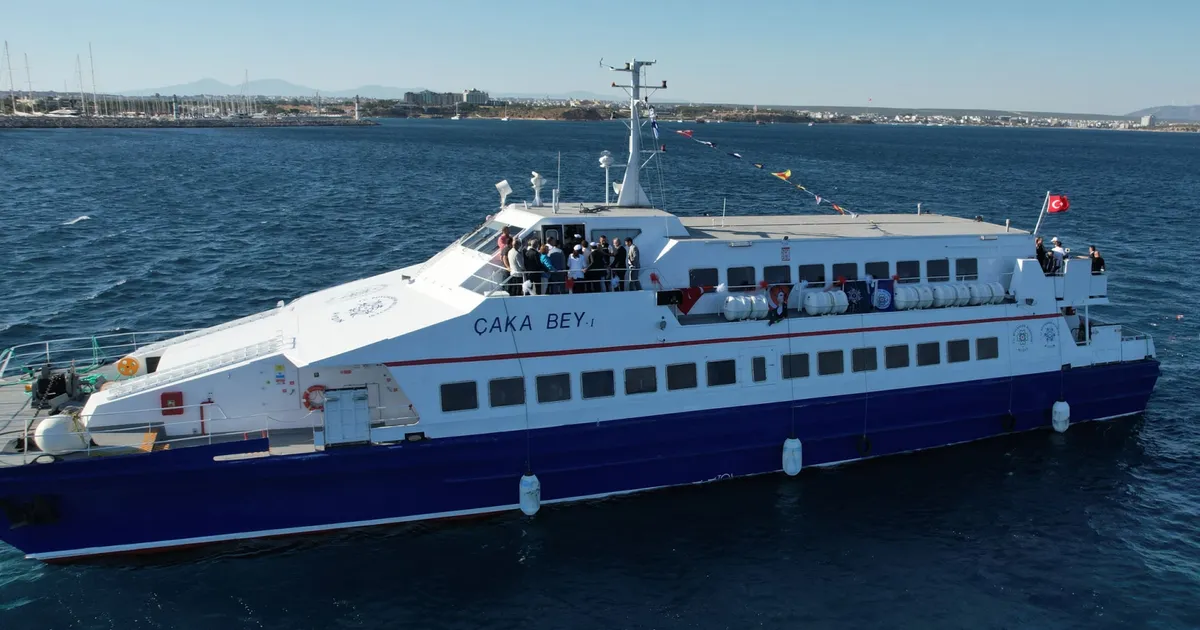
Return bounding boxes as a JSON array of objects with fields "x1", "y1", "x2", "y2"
[{"x1": 1, "y1": 120, "x2": 1198, "y2": 629}]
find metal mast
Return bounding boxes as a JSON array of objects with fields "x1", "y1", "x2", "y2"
[
  {"x1": 608, "y1": 58, "x2": 664, "y2": 207},
  {"x1": 88, "y1": 42, "x2": 100, "y2": 116},
  {"x1": 24, "y1": 53, "x2": 35, "y2": 114},
  {"x1": 3, "y1": 42, "x2": 15, "y2": 115}
]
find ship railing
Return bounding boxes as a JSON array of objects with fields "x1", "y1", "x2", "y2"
[
  {"x1": 6, "y1": 401, "x2": 425, "y2": 466},
  {"x1": 0, "y1": 330, "x2": 199, "y2": 384},
  {"x1": 102, "y1": 333, "x2": 296, "y2": 401},
  {"x1": 464, "y1": 259, "x2": 657, "y2": 297}
]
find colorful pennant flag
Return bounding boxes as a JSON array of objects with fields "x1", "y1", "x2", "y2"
[
  {"x1": 676, "y1": 129, "x2": 694, "y2": 138},
  {"x1": 772, "y1": 169, "x2": 792, "y2": 182}
]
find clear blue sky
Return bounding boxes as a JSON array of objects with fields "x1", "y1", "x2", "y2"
[{"x1": 5, "y1": 0, "x2": 1197, "y2": 114}]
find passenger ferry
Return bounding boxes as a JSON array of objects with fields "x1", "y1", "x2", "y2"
[{"x1": 0, "y1": 59, "x2": 1159, "y2": 562}]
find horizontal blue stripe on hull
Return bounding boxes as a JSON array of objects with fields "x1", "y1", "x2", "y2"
[{"x1": 0, "y1": 360, "x2": 1160, "y2": 559}]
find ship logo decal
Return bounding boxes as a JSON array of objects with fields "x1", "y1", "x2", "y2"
[{"x1": 1013, "y1": 324, "x2": 1032, "y2": 352}]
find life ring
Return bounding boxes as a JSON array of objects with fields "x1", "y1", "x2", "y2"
[
  {"x1": 857, "y1": 435, "x2": 872, "y2": 456},
  {"x1": 1002, "y1": 413, "x2": 1016, "y2": 432},
  {"x1": 303, "y1": 385, "x2": 327, "y2": 411},
  {"x1": 116, "y1": 356, "x2": 140, "y2": 377}
]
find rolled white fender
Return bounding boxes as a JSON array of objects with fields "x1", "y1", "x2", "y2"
[
  {"x1": 519, "y1": 473, "x2": 541, "y2": 515},
  {"x1": 1051, "y1": 401, "x2": 1071, "y2": 433},
  {"x1": 782, "y1": 438, "x2": 803, "y2": 476},
  {"x1": 33, "y1": 414, "x2": 90, "y2": 455}
]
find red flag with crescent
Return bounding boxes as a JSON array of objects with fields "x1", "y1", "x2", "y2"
[
  {"x1": 1048, "y1": 194, "x2": 1070, "y2": 213},
  {"x1": 679, "y1": 287, "x2": 707, "y2": 315},
  {"x1": 767, "y1": 284, "x2": 792, "y2": 324}
]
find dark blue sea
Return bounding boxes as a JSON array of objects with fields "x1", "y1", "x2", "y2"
[{"x1": 1, "y1": 120, "x2": 1198, "y2": 629}]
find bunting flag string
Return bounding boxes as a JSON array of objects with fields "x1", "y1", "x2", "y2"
[{"x1": 670, "y1": 127, "x2": 858, "y2": 216}]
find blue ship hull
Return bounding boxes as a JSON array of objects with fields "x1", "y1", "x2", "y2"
[{"x1": 0, "y1": 359, "x2": 1159, "y2": 561}]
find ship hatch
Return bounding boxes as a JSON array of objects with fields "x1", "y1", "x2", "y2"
[{"x1": 322, "y1": 388, "x2": 370, "y2": 446}]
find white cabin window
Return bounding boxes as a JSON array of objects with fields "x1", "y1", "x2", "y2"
[
  {"x1": 947, "y1": 340, "x2": 971, "y2": 363},
  {"x1": 667, "y1": 363, "x2": 698, "y2": 391},
  {"x1": 852, "y1": 348, "x2": 878, "y2": 373},
  {"x1": 582, "y1": 370, "x2": 615, "y2": 399},
  {"x1": 536, "y1": 373, "x2": 571, "y2": 403},
  {"x1": 782, "y1": 353, "x2": 810, "y2": 379},
  {"x1": 926, "y1": 260, "x2": 950, "y2": 282},
  {"x1": 489, "y1": 377, "x2": 526, "y2": 407},
  {"x1": 865, "y1": 261, "x2": 889, "y2": 280},
  {"x1": 440, "y1": 381, "x2": 478, "y2": 412},
  {"x1": 764, "y1": 265, "x2": 791, "y2": 285},
  {"x1": 832, "y1": 263, "x2": 858, "y2": 282},
  {"x1": 896, "y1": 261, "x2": 920, "y2": 284},
  {"x1": 690, "y1": 268, "x2": 718, "y2": 288},
  {"x1": 885, "y1": 345, "x2": 910, "y2": 369},
  {"x1": 817, "y1": 350, "x2": 845, "y2": 376},
  {"x1": 707, "y1": 360, "x2": 737, "y2": 386},
  {"x1": 977, "y1": 337, "x2": 999, "y2": 360},
  {"x1": 727, "y1": 267, "x2": 756, "y2": 292},
  {"x1": 625, "y1": 367, "x2": 658, "y2": 395},
  {"x1": 916, "y1": 342, "x2": 941, "y2": 366},
  {"x1": 798, "y1": 264, "x2": 826, "y2": 285},
  {"x1": 955, "y1": 258, "x2": 979, "y2": 281}
]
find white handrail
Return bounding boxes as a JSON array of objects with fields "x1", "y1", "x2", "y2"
[{"x1": 102, "y1": 334, "x2": 294, "y2": 400}]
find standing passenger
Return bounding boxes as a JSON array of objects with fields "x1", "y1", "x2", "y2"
[
  {"x1": 524, "y1": 239, "x2": 543, "y2": 295},
  {"x1": 568, "y1": 245, "x2": 586, "y2": 293},
  {"x1": 497, "y1": 226, "x2": 512, "y2": 251},
  {"x1": 625, "y1": 237, "x2": 641, "y2": 290},
  {"x1": 1089, "y1": 245, "x2": 1105, "y2": 274},
  {"x1": 547, "y1": 238, "x2": 567, "y2": 294},
  {"x1": 507, "y1": 240, "x2": 525, "y2": 296},
  {"x1": 611, "y1": 238, "x2": 628, "y2": 291}
]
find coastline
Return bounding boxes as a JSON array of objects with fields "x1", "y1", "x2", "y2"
[{"x1": 0, "y1": 116, "x2": 377, "y2": 130}]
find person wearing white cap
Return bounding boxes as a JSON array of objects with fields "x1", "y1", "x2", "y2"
[{"x1": 1049, "y1": 237, "x2": 1066, "y2": 274}]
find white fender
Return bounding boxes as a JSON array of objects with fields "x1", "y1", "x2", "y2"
[
  {"x1": 33, "y1": 414, "x2": 90, "y2": 455},
  {"x1": 519, "y1": 473, "x2": 541, "y2": 515},
  {"x1": 1051, "y1": 401, "x2": 1071, "y2": 433},
  {"x1": 782, "y1": 438, "x2": 803, "y2": 476}
]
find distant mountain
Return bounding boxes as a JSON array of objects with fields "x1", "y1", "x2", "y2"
[
  {"x1": 495, "y1": 90, "x2": 618, "y2": 102},
  {"x1": 1126, "y1": 105, "x2": 1200, "y2": 122}
]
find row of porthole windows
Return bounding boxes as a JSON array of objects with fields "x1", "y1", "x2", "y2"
[
  {"x1": 690, "y1": 258, "x2": 980, "y2": 291},
  {"x1": 438, "y1": 336, "x2": 1001, "y2": 413}
]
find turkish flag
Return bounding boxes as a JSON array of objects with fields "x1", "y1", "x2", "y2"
[
  {"x1": 1048, "y1": 195, "x2": 1070, "y2": 213},
  {"x1": 679, "y1": 287, "x2": 707, "y2": 315}
]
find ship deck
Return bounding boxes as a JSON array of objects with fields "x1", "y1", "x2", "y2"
[{"x1": 678, "y1": 213, "x2": 1027, "y2": 240}]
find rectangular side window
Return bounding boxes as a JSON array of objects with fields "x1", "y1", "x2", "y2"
[
  {"x1": 947, "y1": 339, "x2": 971, "y2": 363},
  {"x1": 625, "y1": 367, "x2": 657, "y2": 395},
  {"x1": 726, "y1": 266, "x2": 756, "y2": 292},
  {"x1": 763, "y1": 265, "x2": 791, "y2": 285},
  {"x1": 440, "y1": 381, "x2": 478, "y2": 412},
  {"x1": 896, "y1": 260, "x2": 921, "y2": 284},
  {"x1": 798, "y1": 264, "x2": 826, "y2": 285},
  {"x1": 926, "y1": 259, "x2": 950, "y2": 282},
  {"x1": 782, "y1": 353, "x2": 810, "y2": 379},
  {"x1": 884, "y1": 345, "x2": 909, "y2": 369},
  {"x1": 581, "y1": 370, "x2": 615, "y2": 399},
  {"x1": 865, "y1": 261, "x2": 889, "y2": 280},
  {"x1": 707, "y1": 359, "x2": 737, "y2": 386},
  {"x1": 916, "y1": 342, "x2": 941, "y2": 366},
  {"x1": 666, "y1": 363, "x2": 697, "y2": 391},
  {"x1": 489, "y1": 377, "x2": 526, "y2": 407},
  {"x1": 817, "y1": 350, "x2": 844, "y2": 375},
  {"x1": 955, "y1": 258, "x2": 979, "y2": 281},
  {"x1": 689, "y1": 268, "x2": 718, "y2": 288},
  {"x1": 852, "y1": 347, "x2": 878, "y2": 372},
  {"x1": 752, "y1": 356, "x2": 767, "y2": 382},
  {"x1": 977, "y1": 337, "x2": 999, "y2": 360},
  {"x1": 832, "y1": 263, "x2": 858, "y2": 281},
  {"x1": 535, "y1": 373, "x2": 571, "y2": 403}
]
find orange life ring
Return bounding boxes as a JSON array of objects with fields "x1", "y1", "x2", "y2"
[
  {"x1": 116, "y1": 356, "x2": 140, "y2": 377},
  {"x1": 303, "y1": 385, "x2": 327, "y2": 411}
]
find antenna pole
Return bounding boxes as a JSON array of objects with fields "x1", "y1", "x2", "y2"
[
  {"x1": 556, "y1": 151, "x2": 562, "y2": 214},
  {"x1": 23, "y1": 53, "x2": 34, "y2": 114},
  {"x1": 722, "y1": 198, "x2": 727, "y2": 227},
  {"x1": 75, "y1": 55, "x2": 86, "y2": 116}
]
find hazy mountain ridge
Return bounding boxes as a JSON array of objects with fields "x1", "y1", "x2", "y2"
[{"x1": 1126, "y1": 105, "x2": 1200, "y2": 122}]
